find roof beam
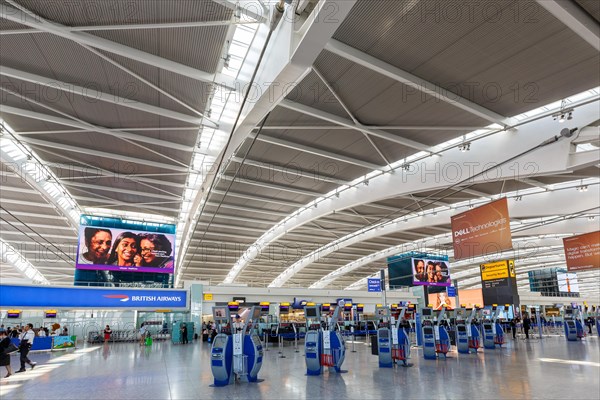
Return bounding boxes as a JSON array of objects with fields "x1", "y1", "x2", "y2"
[
  {"x1": 219, "y1": 174, "x2": 324, "y2": 197},
  {"x1": 211, "y1": 189, "x2": 304, "y2": 207},
  {"x1": 61, "y1": 181, "x2": 181, "y2": 201},
  {"x1": 324, "y1": 39, "x2": 508, "y2": 124},
  {"x1": 536, "y1": 0, "x2": 600, "y2": 51},
  {"x1": 256, "y1": 133, "x2": 384, "y2": 171},
  {"x1": 0, "y1": 66, "x2": 210, "y2": 127},
  {"x1": 19, "y1": 136, "x2": 189, "y2": 172},
  {"x1": 0, "y1": 19, "x2": 256, "y2": 35},
  {"x1": 257, "y1": 125, "x2": 487, "y2": 131},
  {"x1": 230, "y1": 156, "x2": 350, "y2": 186},
  {"x1": 1, "y1": 105, "x2": 193, "y2": 152},
  {"x1": 0, "y1": 3, "x2": 239, "y2": 89},
  {"x1": 519, "y1": 178, "x2": 552, "y2": 190},
  {"x1": 279, "y1": 99, "x2": 430, "y2": 152}
]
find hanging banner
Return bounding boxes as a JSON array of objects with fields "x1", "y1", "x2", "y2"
[
  {"x1": 451, "y1": 198, "x2": 512, "y2": 260},
  {"x1": 563, "y1": 231, "x2": 600, "y2": 271}
]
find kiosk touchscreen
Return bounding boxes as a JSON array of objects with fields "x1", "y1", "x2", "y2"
[{"x1": 563, "y1": 307, "x2": 578, "y2": 341}]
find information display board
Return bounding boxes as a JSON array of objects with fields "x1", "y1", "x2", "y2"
[{"x1": 563, "y1": 231, "x2": 600, "y2": 271}]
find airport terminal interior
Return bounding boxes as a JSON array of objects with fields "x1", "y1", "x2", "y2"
[{"x1": 0, "y1": 0, "x2": 599, "y2": 399}]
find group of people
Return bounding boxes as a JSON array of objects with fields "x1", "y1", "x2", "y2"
[
  {"x1": 80, "y1": 228, "x2": 174, "y2": 268},
  {"x1": 413, "y1": 259, "x2": 451, "y2": 284},
  {"x1": 0, "y1": 323, "x2": 43, "y2": 378}
]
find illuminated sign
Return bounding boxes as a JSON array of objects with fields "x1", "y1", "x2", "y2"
[{"x1": 0, "y1": 285, "x2": 187, "y2": 309}]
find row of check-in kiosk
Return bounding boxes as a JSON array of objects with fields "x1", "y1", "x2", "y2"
[{"x1": 209, "y1": 303, "x2": 599, "y2": 386}]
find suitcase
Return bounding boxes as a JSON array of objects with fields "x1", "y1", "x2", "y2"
[{"x1": 145, "y1": 336, "x2": 153, "y2": 346}]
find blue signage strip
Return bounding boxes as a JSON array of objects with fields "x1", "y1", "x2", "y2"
[
  {"x1": 367, "y1": 278, "x2": 382, "y2": 292},
  {"x1": 447, "y1": 286, "x2": 457, "y2": 297},
  {"x1": 0, "y1": 285, "x2": 187, "y2": 309}
]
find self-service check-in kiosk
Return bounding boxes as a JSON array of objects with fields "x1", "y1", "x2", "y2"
[
  {"x1": 211, "y1": 307, "x2": 233, "y2": 386},
  {"x1": 211, "y1": 306, "x2": 264, "y2": 386},
  {"x1": 596, "y1": 308, "x2": 600, "y2": 336},
  {"x1": 563, "y1": 306, "x2": 578, "y2": 341},
  {"x1": 392, "y1": 307, "x2": 411, "y2": 367},
  {"x1": 466, "y1": 308, "x2": 481, "y2": 352},
  {"x1": 493, "y1": 305, "x2": 506, "y2": 347},
  {"x1": 304, "y1": 303, "x2": 346, "y2": 375},
  {"x1": 482, "y1": 306, "x2": 495, "y2": 350},
  {"x1": 376, "y1": 306, "x2": 393, "y2": 368},
  {"x1": 238, "y1": 307, "x2": 264, "y2": 383},
  {"x1": 454, "y1": 308, "x2": 470, "y2": 354},
  {"x1": 421, "y1": 308, "x2": 437, "y2": 360},
  {"x1": 434, "y1": 308, "x2": 451, "y2": 358}
]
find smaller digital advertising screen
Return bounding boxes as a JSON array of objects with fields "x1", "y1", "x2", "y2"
[
  {"x1": 412, "y1": 258, "x2": 452, "y2": 287},
  {"x1": 305, "y1": 307, "x2": 318, "y2": 318},
  {"x1": 213, "y1": 307, "x2": 227, "y2": 318},
  {"x1": 557, "y1": 272, "x2": 580, "y2": 293},
  {"x1": 428, "y1": 293, "x2": 456, "y2": 311}
]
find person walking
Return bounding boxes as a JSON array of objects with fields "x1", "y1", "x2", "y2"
[
  {"x1": 0, "y1": 330, "x2": 14, "y2": 378},
  {"x1": 103, "y1": 325, "x2": 112, "y2": 343},
  {"x1": 16, "y1": 323, "x2": 36, "y2": 373},
  {"x1": 139, "y1": 323, "x2": 147, "y2": 346},
  {"x1": 510, "y1": 318, "x2": 517, "y2": 339},
  {"x1": 523, "y1": 314, "x2": 531, "y2": 339}
]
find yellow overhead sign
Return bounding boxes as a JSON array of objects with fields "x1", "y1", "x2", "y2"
[
  {"x1": 203, "y1": 293, "x2": 213, "y2": 301},
  {"x1": 480, "y1": 260, "x2": 513, "y2": 281}
]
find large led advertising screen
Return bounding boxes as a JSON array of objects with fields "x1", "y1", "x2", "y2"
[
  {"x1": 563, "y1": 231, "x2": 600, "y2": 272},
  {"x1": 74, "y1": 215, "x2": 176, "y2": 288},
  {"x1": 411, "y1": 258, "x2": 452, "y2": 287},
  {"x1": 451, "y1": 198, "x2": 512, "y2": 261}
]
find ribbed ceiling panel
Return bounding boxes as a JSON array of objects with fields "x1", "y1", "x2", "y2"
[
  {"x1": 12, "y1": 0, "x2": 232, "y2": 26},
  {"x1": 91, "y1": 26, "x2": 228, "y2": 73}
]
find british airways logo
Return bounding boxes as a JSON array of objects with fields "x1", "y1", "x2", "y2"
[
  {"x1": 103, "y1": 294, "x2": 182, "y2": 303},
  {"x1": 103, "y1": 295, "x2": 130, "y2": 302}
]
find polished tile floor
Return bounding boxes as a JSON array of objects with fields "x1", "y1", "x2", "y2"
[{"x1": 1, "y1": 335, "x2": 599, "y2": 399}]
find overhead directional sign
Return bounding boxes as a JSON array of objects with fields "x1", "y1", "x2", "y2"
[{"x1": 367, "y1": 278, "x2": 382, "y2": 292}]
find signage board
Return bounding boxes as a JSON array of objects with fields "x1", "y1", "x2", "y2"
[
  {"x1": 451, "y1": 198, "x2": 512, "y2": 260},
  {"x1": 0, "y1": 285, "x2": 188, "y2": 309},
  {"x1": 203, "y1": 293, "x2": 213, "y2": 301},
  {"x1": 563, "y1": 231, "x2": 600, "y2": 271},
  {"x1": 367, "y1": 278, "x2": 381, "y2": 292}
]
